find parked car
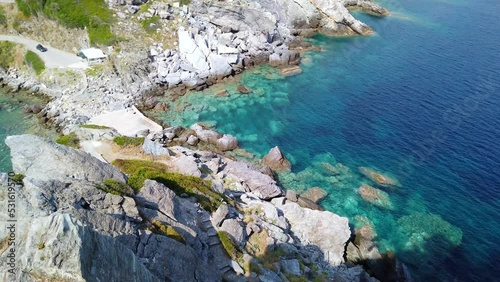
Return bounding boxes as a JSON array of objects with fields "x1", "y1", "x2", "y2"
[{"x1": 36, "y1": 44, "x2": 47, "y2": 52}]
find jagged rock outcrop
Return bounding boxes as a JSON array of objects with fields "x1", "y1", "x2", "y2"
[
  {"x1": 223, "y1": 160, "x2": 284, "y2": 200},
  {"x1": 149, "y1": 0, "x2": 388, "y2": 90},
  {"x1": 4, "y1": 213, "x2": 160, "y2": 282},
  {"x1": 273, "y1": 199, "x2": 351, "y2": 266},
  {"x1": 262, "y1": 146, "x2": 292, "y2": 172},
  {"x1": 1, "y1": 135, "x2": 221, "y2": 282},
  {"x1": 6, "y1": 134, "x2": 126, "y2": 183},
  {"x1": 1, "y1": 134, "x2": 391, "y2": 281}
]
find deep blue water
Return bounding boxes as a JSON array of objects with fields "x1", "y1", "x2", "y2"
[{"x1": 161, "y1": 0, "x2": 500, "y2": 280}]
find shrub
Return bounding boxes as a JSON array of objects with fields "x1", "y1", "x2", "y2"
[
  {"x1": 141, "y1": 16, "x2": 160, "y2": 34},
  {"x1": 80, "y1": 124, "x2": 110, "y2": 129},
  {"x1": 96, "y1": 179, "x2": 133, "y2": 196},
  {"x1": 180, "y1": 0, "x2": 191, "y2": 6},
  {"x1": 15, "y1": 0, "x2": 43, "y2": 17},
  {"x1": 16, "y1": 0, "x2": 116, "y2": 45},
  {"x1": 0, "y1": 41, "x2": 16, "y2": 69},
  {"x1": 55, "y1": 132, "x2": 79, "y2": 148},
  {"x1": 11, "y1": 173, "x2": 25, "y2": 183},
  {"x1": 0, "y1": 6, "x2": 7, "y2": 27},
  {"x1": 151, "y1": 220, "x2": 185, "y2": 244},
  {"x1": 37, "y1": 242, "x2": 45, "y2": 250},
  {"x1": 24, "y1": 50, "x2": 45, "y2": 75},
  {"x1": 113, "y1": 136, "x2": 145, "y2": 147}
]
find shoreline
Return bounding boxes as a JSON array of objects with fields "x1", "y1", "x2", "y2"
[{"x1": 0, "y1": 0, "x2": 407, "y2": 280}]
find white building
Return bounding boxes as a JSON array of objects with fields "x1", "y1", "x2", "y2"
[{"x1": 78, "y1": 48, "x2": 107, "y2": 64}]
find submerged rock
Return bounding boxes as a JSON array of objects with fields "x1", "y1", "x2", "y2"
[
  {"x1": 237, "y1": 84, "x2": 251, "y2": 94},
  {"x1": 398, "y1": 212, "x2": 463, "y2": 250},
  {"x1": 358, "y1": 184, "x2": 393, "y2": 209},
  {"x1": 279, "y1": 65, "x2": 303, "y2": 77},
  {"x1": 359, "y1": 167, "x2": 400, "y2": 187},
  {"x1": 262, "y1": 146, "x2": 291, "y2": 172},
  {"x1": 301, "y1": 187, "x2": 328, "y2": 203}
]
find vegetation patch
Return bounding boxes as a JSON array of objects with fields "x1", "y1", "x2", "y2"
[
  {"x1": 113, "y1": 136, "x2": 145, "y2": 147},
  {"x1": 141, "y1": 15, "x2": 160, "y2": 34},
  {"x1": 11, "y1": 173, "x2": 25, "y2": 183},
  {"x1": 80, "y1": 124, "x2": 110, "y2": 129},
  {"x1": 84, "y1": 65, "x2": 104, "y2": 77},
  {"x1": 55, "y1": 132, "x2": 79, "y2": 148},
  {"x1": 15, "y1": 0, "x2": 116, "y2": 45},
  {"x1": 180, "y1": 0, "x2": 191, "y2": 6},
  {"x1": 151, "y1": 219, "x2": 186, "y2": 244},
  {"x1": 112, "y1": 159, "x2": 229, "y2": 212},
  {"x1": 218, "y1": 231, "x2": 242, "y2": 260},
  {"x1": 37, "y1": 242, "x2": 45, "y2": 250},
  {"x1": 24, "y1": 50, "x2": 45, "y2": 75},
  {"x1": 0, "y1": 6, "x2": 7, "y2": 27},
  {"x1": 96, "y1": 179, "x2": 133, "y2": 196},
  {"x1": 0, "y1": 41, "x2": 17, "y2": 69},
  {"x1": 257, "y1": 246, "x2": 286, "y2": 272}
]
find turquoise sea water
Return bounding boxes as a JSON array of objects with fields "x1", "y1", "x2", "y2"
[
  {"x1": 0, "y1": 88, "x2": 53, "y2": 172},
  {"x1": 160, "y1": 0, "x2": 500, "y2": 280}
]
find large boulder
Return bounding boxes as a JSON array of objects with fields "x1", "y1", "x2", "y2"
[
  {"x1": 143, "y1": 135, "x2": 171, "y2": 156},
  {"x1": 222, "y1": 160, "x2": 283, "y2": 200},
  {"x1": 216, "y1": 134, "x2": 238, "y2": 151},
  {"x1": 178, "y1": 27, "x2": 210, "y2": 72},
  {"x1": 6, "y1": 134, "x2": 126, "y2": 183},
  {"x1": 220, "y1": 218, "x2": 247, "y2": 247},
  {"x1": 272, "y1": 200, "x2": 351, "y2": 266},
  {"x1": 262, "y1": 146, "x2": 291, "y2": 172},
  {"x1": 190, "y1": 123, "x2": 222, "y2": 144},
  {"x1": 301, "y1": 187, "x2": 328, "y2": 203}
]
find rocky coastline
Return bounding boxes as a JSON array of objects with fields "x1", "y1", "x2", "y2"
[
  {"x1": 0, "y1": 0, "x2": 410, "y2": 281},
  {"x1": 1, "y1": 0, "x2": 388, "y2": 133},
  {"x1": 0, "y1": 128, "x2": 411, "y2": 281}
]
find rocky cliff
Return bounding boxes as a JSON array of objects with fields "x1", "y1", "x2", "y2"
[{"x1": 0, "y1": 134, "x2": 404, "y2": 281}]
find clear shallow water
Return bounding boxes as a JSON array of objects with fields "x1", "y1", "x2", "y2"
[
  {"x1": 0, "y1": 88, "x2": 53, "y2": 172},
  {"x1": 161, "y1": 0, "x2": 500, "y2": 280}
]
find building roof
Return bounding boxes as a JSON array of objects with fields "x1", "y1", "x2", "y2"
[{"x1": 80, "y1": 48, "x2": 107, "y2": 60}]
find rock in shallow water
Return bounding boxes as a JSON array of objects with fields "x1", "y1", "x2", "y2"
[
  {"x1": 216, "y1": 134, "x2": 238, "y2": 151},
  {"x1": 262, "y1": 146, "x2": 291, "y2": 172},
  {"x1": 358, "y1": 184, "x2": 393, "y2": 210},
  {"x1": 359, "y1": 167, "x2": 400, "y2": 187}
]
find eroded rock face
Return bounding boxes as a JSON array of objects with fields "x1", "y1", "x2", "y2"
[
  {"x1": 1, "y1": 135, "x2": 221, "y2": 282},
  {"x1": 2, "y1": 213, "x2": 159, "y2": 282},
  {"x1": 262, "y1": 146, "x2": 291, "y2": 172},
  {"x1": 6, "y1": 134, "x2": 126, "y2": 183},
  {"x1": 273, "y1": 200, "x2": 351, "y2": 266}
]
